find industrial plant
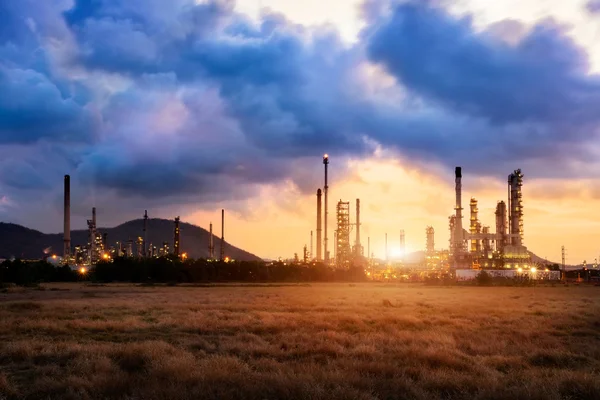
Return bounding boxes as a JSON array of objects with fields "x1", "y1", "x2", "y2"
[
  {"x1": 60, "y1": 174, "x2": 228, "y2": 268},
  {"x1": 305, "y1": 156, "x2": 562, "y2": 281},
  {"x1": 54, "y1": 155, "x2": 568, "y2": 282}
]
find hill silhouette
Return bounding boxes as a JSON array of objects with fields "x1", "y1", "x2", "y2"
[{"x1": 0, "y1": 219, "x2": 261, "y2": 261}]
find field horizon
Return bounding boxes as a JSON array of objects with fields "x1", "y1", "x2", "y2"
[{"x1": 0, "y1": 283, "x2": 598, "y2": 399}]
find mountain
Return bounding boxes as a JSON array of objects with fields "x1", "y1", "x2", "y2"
[{"x1": 0, "y1": 219, "x2": 262, "y2": 261}]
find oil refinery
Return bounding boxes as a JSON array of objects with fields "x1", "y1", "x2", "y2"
[
  {"x1": 60, "y1": 174, "x2": 227, "y2": 268},
  {"x1": 55, "y1": 156, "x2": 573, "y2": 281},
  {"x1": 305, "y1": 156, "x2": 563, "y2": 281}
]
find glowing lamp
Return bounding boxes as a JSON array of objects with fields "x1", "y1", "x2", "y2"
[
  {"x1": 79, "y1": 267, "x2": 87, "y2": 274},
  {"x1": 531, "y1": 267, "x2": 537, "y2": 273}
]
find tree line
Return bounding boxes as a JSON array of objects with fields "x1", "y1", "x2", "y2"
[
  {"x1": 1, "y1": 257, "x2": 367, "y2": 285},
  {"x1": 0, "y1": 259, "x2": 79, "y2": 286}
]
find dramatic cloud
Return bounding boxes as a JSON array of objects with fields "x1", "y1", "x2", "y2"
[
  {"x1": 587, "y1": 0, "x2": 600, "y2": 13},
  {"x1": 2, "y1": 0, "x2": 600, "y2": 242}
]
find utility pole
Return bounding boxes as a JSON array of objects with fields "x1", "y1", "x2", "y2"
[{"x1": 561, "y1": 246, "x2": 566, "y2": 282}]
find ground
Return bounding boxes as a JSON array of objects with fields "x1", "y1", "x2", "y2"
[{"x1": 0, "y1": 283, "x2": 599, "y2": 400}]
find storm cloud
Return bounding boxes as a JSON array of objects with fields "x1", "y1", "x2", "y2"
[{"x1": 1, "y1": 0, "x2": 600, "y2": 230}]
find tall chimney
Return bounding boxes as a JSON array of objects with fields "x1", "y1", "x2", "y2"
[
  {"x1": 209, "y1": 222, "x2": 214, "y2": 259},
  {"x1": 355, "y1": 199, "x2": 361, "y2": 257},
  {"x1": 454, "y1": 167, "x2": 463, "y2": 256},
  {"x1": 92, "y1": 207, "x2": 96, "y2": 228},
  {"x1": 143, "y1": 210, "x2": 148, "y2": 257},
  {"x1": 385, "y1": 233, "x2": 388, "y2": 262},
  {"x1": 174, "y1": 216, "x2": 180, "y2": 257},
  {"x1": 400, "y1": 230, "x2": 405, "y2": 259},
  {"x1": 316, "y1": 189, "x2": 322, "y2": 261},
  {"x1": 323, "y1": 155, "x2": 329, "y2": 264},
  {"x1": 310, "y1": 230, "x2": 313, "y2": 261},
  {"x1": 495, "y1": 201, "x2": 507, "y2": 253},
  {"x1": 220, "y1": 209, "x2": 225, "y2": 261},
  {"x1": 63, "y1": 175, "x2": 71, "y2": 262}
]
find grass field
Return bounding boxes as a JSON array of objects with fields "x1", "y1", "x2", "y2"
[{"x1": 0, "y1": 283, "x2": 598, "y2": 400}]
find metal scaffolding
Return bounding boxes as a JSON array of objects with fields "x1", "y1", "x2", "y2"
[
  {"x1": 426, "y1": 226, "x2": 435, "y2": 255},
  {"x1": 508, "y1": 169, "x2": 524, "y2": 246},
  {"x1": 336, "y1": 200, "x2": 351, "y2": 268}
]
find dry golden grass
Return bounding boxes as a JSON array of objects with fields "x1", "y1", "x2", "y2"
[{"x1": 0, "y1": 283, "x2": 598, "y2": 399}]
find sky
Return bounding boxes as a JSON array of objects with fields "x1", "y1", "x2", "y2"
[{"x1": 2, "y1": 0, "x2": 600, "y2": 264}]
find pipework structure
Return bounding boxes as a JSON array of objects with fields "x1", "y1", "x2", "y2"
[
  {"x1": 173, "y1": 216, "x2": 180, "y2": 257},
  {"x1": 323, "y1": 154, "x2": 329, "y2": 264},
  {"x1": 63, "y1": 175, "x2": 71, "y2": 263},
  {"x1": 354, "y1": 199, "x2": 362, "y2": 258},
  {"x1": 336, "y1": 200, "x2": 351, "y2": 268},
  {"x1": 508, "y1": 169, "x2": 524, "y2": 247},
  {"x1": 449, "y1": 166, "x2": 530, "y2": 270},
  {"x1": 470, "y1": 198, "x2": 480, "y2": 253},
  {"x1": 426, "y1": 226, "x2": 435, "y2": 255}
]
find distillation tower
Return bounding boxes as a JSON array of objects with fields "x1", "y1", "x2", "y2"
[
  {"x1": 336, "y1": 200, "x2": 351, "y2": 268},
  {"x1": 426, "y1": 226, "x2": 435, "y2": 255},
  {"x1": 449, "y1": 167, "x2": 530, "y2": 269}
]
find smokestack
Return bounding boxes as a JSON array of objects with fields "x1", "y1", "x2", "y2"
[
  {"x1": 323, "y1": 155, "x2": 329, "y2": 264},
  {"x1": 400, "y1": 230, "x2": 405, "y2": 259},
  {"x1": 174, "y1": 216, "x2": 180, "y2": 257},
  {"x1": 143, "y1": 210, "x2": 148, "y2": 257},
  {"x1": 310, "y1": 230, "x2": 313, "y2": 261},
  {"x1": 316, "y1": 189, "x2": 322, "y2": 261},
  {"x1": 220, "y1": 209, "x2": 225, "y2": 261},
  {"x1": 92, "y1": 207, "x2": 96, "y2": 228},
  {"x1": 495, "y1": 201, "x2": 507, "y2": 253},
  {"x1": 209, "y1": 222, "x2": 214, "y2": 259},
  {"x1": 355, "y1": 199, "x2": 361, "y2": 257},
  {"x1": 454, "y1": 167, "x2": 463, "y2": 256},
  {"x1": 63, "y1": 175, "x2": 71, "y2": 262},
  {"x1": 385, "y1": 233, "x2": 388, "y2": 262}
]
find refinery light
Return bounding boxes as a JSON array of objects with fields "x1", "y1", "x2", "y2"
[{"x1": 79, "y1": 267, "x2": 87, "y2": 274}]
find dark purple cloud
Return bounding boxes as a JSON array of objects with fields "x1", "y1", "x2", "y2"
[
  {"x1": 587, "y1": 0, "x2": 600, "y2": 13},
  {"x1": 366, "y1": 3, "x2": 599, "y2": 126}
]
